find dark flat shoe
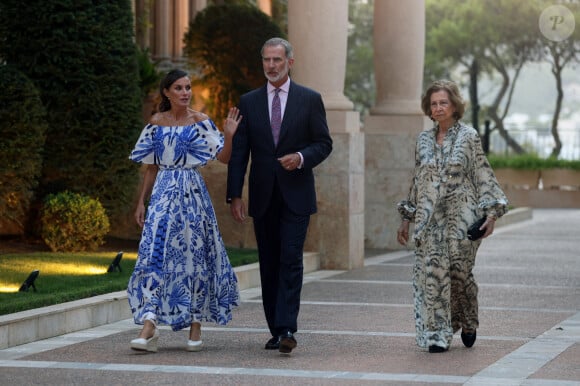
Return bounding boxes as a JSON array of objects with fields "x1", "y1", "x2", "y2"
[
  {"x1": 428, "y1": 345, "x2": 448, "y2": 353},
  {"x1": 279, "y1": 331, "x2": 297, "y2": 354},
  {"x1": 265, "y1": 336, "x2": 280, "y2": 350},
  {"x1": 461, "y1": 330, "x2": 477, "y2": 348}
]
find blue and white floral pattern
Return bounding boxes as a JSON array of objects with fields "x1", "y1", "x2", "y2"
[{"x1": 127, "y1": 120, "x2": 239, "y2": 331}]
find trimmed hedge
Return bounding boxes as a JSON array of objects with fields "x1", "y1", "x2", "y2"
[
  {"x1": 0, "y1": 0, "x2": 143, "y2": 232},
  {"x1": 0, "y1": 65, "x2": 47, "y2": 232}
]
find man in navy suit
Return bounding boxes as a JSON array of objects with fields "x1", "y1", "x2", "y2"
[{"x1": 227, "y1": 38, "x2": 332, "y2": 354}]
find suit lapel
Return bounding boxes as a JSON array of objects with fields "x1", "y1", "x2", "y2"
[
  {"x1": 278, "y1": 82, "x2": 300, "y2": 145},
  {"x1": 253, "y1": 86, "x2": 274, "y2": 144}
]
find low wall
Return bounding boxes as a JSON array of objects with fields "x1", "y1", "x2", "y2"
[{"x1": 495, "y1": 168, "x2": 580, "y2": 208}]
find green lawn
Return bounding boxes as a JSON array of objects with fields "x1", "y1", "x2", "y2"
[{"x1": 0, "y1": 248, "x2": 257, "y2": 315}]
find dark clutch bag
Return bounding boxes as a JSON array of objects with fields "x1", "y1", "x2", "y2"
[{"x1": 467, "y1": 216, "x2": 487, "y2": 241}]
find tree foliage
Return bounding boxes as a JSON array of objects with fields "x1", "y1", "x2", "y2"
[
  {"x1": 345, "y1": 0, "x2": 375, "y2": 117},
  {"x1": 184, "y1": 3, "x2": 285, "y2": 120},
  {"x1": 0, "y1": 0, "x2": 143, "y2": 232},
  {"x1": 425, "y1": 0, "x2": 580, "y2": 157},
  {"x1": 538, "y1": 1, "x2": 580, "y2": 157},
  {"x1": 271, "y1": 0, "x2": 289, "y2": 34},
  {"x1": 426, "y1": 0, "x2": 540, "y2": 154},
  {"x1": 137, "y1": 46, "x2": 162, "y2": 98},
  {"x1": 0, "y1": 66, "x2": 47, "y2": 232}
]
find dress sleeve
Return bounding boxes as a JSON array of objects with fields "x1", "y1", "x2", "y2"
[
  {"x1": 194, "y1": 119, "x2": 224, "y2": 163},
  {"x1": 128, "y1": 123, "x2": 157, "y2": 164},
  {"x1": 470, "y1": 132, "x2": 509, "y2": 218},
  {"x1": 397, "y1": 144, "x2": 419, "y2": 221}
]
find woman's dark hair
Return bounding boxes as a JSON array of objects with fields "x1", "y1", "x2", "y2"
[
  {"x1": 158, "y1": 69, "x2": 189, "y2": 112},
  {"x1": 421, "y1": 79, "x2": 466, "y2": 121}
]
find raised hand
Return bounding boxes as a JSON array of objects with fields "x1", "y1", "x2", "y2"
[{"x1": 223, "y1": 107, "x2": 242, "y2": 138}]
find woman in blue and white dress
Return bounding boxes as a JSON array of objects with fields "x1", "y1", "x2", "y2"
[{"x1": 127, "y1": 69, "x2": 241, "y2": 353}]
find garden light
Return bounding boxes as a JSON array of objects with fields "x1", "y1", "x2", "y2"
[
  {"x1": 19, "y1": 270, "x2": 40, "y2": 292},
  {"x1": 107, "y1": 252, "x2": 123, "y2": 273}
]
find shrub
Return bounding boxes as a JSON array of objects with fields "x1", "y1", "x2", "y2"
[
  {"x1": 41, "y1": 191, "x2": 110, "y2": 252},
  {"x1": 0, "y1": 65, "x2": 47, "y2": 233},
  {"x1": 137, "y1": 47, "x2": 162, "y2": 97},
  {"x1": 0, "y1": 0, "x2": 142, "y2": 232},
  {"x1": 184, "y1": 3, "x2": 285, "y2": 119}
]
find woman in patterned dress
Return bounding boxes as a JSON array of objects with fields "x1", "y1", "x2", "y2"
[
  {"x1": 396, "y1": 80, "x2": 508, "y2": 353},
  {"x1": 127, "y1": 69, "x2": 242, "y2": 353}
]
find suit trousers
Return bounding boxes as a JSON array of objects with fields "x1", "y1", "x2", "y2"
[{"x1": 253, "y1": 181, "x2": 310, "y2": 337}]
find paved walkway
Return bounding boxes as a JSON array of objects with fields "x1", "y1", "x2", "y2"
[{"x1": 0, "y1": 209, "x2": 579, "y2": 385}]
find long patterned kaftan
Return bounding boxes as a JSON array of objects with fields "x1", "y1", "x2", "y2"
[
  {"x1": 127, "y1": 120, "x2": 239, "y2": 331},
  {"x1": 398, "y1": 122, "x2": 508, "y2": 349}
]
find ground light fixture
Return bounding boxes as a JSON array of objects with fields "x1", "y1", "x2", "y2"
[
  {"x1": 19, "y1": 270, "x2": 40, "y2": 292},
  {"x1": 107, "y1": 252, "x2": 123, "y2": 273}
]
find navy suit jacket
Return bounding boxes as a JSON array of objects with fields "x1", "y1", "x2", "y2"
[{"x1": 227, "y1": 81, "x2": 333, "y2": 218}]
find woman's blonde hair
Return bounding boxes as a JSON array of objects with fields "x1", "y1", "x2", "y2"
[{"x1": 421, "y1": 80, "x2": 466, "y2": 121}]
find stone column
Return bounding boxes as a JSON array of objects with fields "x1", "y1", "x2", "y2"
[
  {"x1": 288, "y1": 0, "x2": 364, "y2": 270},
  {"x1": 364, "y1": 0, "x2": 427, "y2": 250},
  {"x1": 288, "y1": 0, "x2": 353, "y2": 111},
  {"x1": 173, "y1": 0, "x2": 189, "y2": 63},
  {"x1": 189, "y1": 0, "x2": 207, "y2": 20},
  {"x1": 256, "y1": 0, "x2": 272, "y2": 16},
  {"x1": 372, "y1": 1, "x2": 424, "y2": 115},
  {"x1": 154, "y1": 0, "x2": 172, "y2": 68}
]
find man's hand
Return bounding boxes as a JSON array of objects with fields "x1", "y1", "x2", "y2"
[
  {"x1": 278, "y1": 153, "x2": 301, "y2": 171},
  {"x1": 230, "y1": 197, "x2": 247, "y2": 223}
]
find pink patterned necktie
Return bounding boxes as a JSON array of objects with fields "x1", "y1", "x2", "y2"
[{"x1": 271, "y1": 88, "x2": 281, "y2": 145}]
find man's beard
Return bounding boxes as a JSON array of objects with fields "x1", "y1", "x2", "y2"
[{"x1": 264, "y1": 64, "x2": 289, "y2": 83}]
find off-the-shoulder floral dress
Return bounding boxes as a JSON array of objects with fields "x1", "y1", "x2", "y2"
[
  {"x1": 127, "y1": 120, "x2": 239, "y2": 331},
  {"x1": 398, "y1": 122, "x2": 508, "y2": 350}
]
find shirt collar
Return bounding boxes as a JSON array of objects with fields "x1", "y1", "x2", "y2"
[{"x1": 267, "y1": 77, "x2": 291, "y2": 94}]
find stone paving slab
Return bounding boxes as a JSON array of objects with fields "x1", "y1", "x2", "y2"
[
  {"x1": 531, "y1": 343, "x2": 580, "y2": 382},
  {"x1": 476, "y1": 286, "x2": 580, "y2": 310},
  {"x1": 0, "y1": 208, "x2": 579, "y2": 385},
  {"x1": 0, "y1": 368, "x2": 414, "y2": 386}
]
